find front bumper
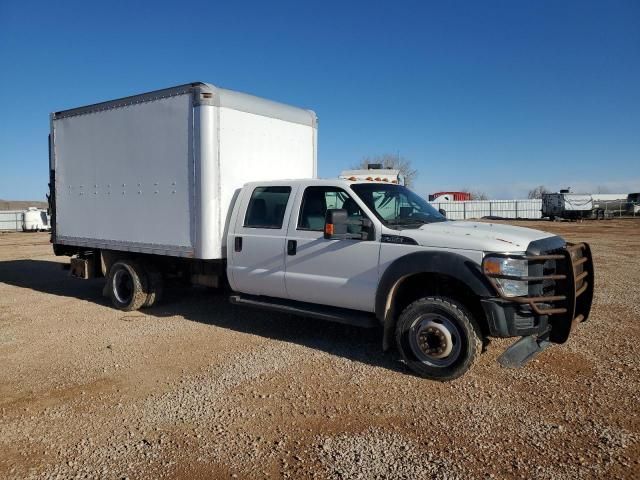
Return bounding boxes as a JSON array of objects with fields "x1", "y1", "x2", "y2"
[
  {"x1": 481, "y1": 298, "x2": 549, "y2": 337},
  {"x1": 482, "y1": 242, "x2": 594, "y2": 344}
]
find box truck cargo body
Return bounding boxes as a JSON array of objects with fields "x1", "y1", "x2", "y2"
[{"x1": 50, "y1": 82, "x2": 317, "y2": 259}]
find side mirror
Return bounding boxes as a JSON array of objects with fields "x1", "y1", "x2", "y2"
[
  {"x1": 438, "y1": 208, "x2": 447, "y2": 218},
  {"x1": 324, "y1": 209, "x2": 348, "y2": 239},
  {"x1": 324, "y1": 209, "x2": 372, "y2": 240}
]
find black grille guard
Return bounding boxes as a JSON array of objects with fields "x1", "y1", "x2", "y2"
[{"x1": 485, "y1": 243, "x2": 594, "y2": 344}]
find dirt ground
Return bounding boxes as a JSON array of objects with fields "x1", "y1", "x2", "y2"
[{"x1": 1, "y1": 220, "x2": 638, "y2": 479}]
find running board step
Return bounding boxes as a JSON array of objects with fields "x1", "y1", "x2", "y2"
[
  {"x1": 497, "y1": 335, "x2": 551, "y2": 368},
  {"x1": 229, "y1": 295, "x2": 378, "y2": 329}
]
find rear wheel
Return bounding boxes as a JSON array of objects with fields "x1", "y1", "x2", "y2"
[
  {"x1": 395, "y1": 296, "x2": 482, "y2": 381},
  {"x1": 107, "y1": 261, "x2": 148, "y2": 311}
]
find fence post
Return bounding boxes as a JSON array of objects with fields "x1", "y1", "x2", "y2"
[
  {"x1": 463, "y1": 202, "x2": 466, "y2": 220},
  {"x1": 515, "y1": 201, "x2": 518, "y2": 219},
  {"x1": 489, "y1": 201, "x2": 492, "y2": 217}
]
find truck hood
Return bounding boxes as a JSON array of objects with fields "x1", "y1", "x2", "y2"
[{"x1": 398, "y1": 221, "x2": 556, "y2": 253}]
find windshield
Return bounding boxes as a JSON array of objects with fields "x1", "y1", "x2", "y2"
[{"x1": 351, "y1": 183, "x2": 446, "y2": 228}]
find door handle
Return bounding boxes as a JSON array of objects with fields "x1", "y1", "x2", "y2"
[
  {"x1": 234, "y1": 236, "x2": 243, "y2": 252},
  {"x1": 287, "y1": 239, "x2": 297, "y2": 256}
]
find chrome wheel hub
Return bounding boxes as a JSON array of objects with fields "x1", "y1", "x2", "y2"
[
  {"x1": 417, "y1": 321, "x2": 453, "y2": 358},
  {"x1": 409, "y1": 314, "x2": 462, "y2": 367},
  {"x1": 113, "y1": 269, "x2": 133, "y2": 304}
]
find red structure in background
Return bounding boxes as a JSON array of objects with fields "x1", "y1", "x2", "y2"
[{"x1": 428, "y1": 191, "x2": 472, "y2": 201}]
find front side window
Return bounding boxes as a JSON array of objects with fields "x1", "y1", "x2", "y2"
[
  {"x1": 244, "y1": 186, "x2": 291, "y2": 229},
  {"x1": 351, "y1": 183, "x2": 445, "y2": 229},
  {"x1": 298, "y1": 186, "x2": 364, "y2": 233}
]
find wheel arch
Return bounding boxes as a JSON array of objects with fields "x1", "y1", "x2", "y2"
[{"x1": 375, "y1": 251, "x2": 495, "y2": 350}]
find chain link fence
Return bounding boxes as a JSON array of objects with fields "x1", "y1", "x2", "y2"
[
  {"x1": 429, "y1": 199, "x2": 543, "y2": 220},
  {"x1": 0, "y1": 209, "x2": 52, "y2": 232},
  {"x1": 3, "y1": 200, "x2": 637, "y2": 231},
  {"x1": 430, "y1": 200, "x2": 640, "y2": 220},
  {"x1": 598, "y1": 201, "x2": 640, "y2": 218},
  {"x1": 0, "y1": 211, "x2": 24, "y2": 231}
]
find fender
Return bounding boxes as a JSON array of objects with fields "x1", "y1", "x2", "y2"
[{"x1": 376, "y1": 251, "x2": 496, "y2": 349}]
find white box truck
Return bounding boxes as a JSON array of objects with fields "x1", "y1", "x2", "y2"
[{"x1": 50, "y1": 82, "x2": 594, "y2": 381}]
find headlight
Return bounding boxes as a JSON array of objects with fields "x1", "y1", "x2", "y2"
[{"x1": 482, "y1": 256, "x2": 528, "y2": 297}]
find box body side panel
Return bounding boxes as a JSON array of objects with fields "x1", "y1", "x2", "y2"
[
  {"x1": 217, "y1": 107, "x2": 316, "y2": 255},
  {"x1": 54, "y1": 94, "x2": 196, "y2": 256}
]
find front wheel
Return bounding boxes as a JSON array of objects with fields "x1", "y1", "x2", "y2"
[{"x1": 395, "y1": 297, "x2": 482, "y2": 381}]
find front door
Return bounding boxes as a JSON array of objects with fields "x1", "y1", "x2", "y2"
[
  {"x1": 284, "y1": 186, "x2": 380, "y2": 312},
  {"x1": 228, "y1": 185, "x2": 295, "y2": 298}
]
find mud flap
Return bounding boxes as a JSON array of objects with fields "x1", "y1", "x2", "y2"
[{"x1": 497, "y1": 335, "x2": 551, "y2": 368}]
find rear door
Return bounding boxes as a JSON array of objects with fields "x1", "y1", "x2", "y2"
[
  {"x1": 228, "y1": 184, "x2": 296, "y2": 298},
  {"x1": 284, "y1": 185, "x2": 381, "y2": 312}
]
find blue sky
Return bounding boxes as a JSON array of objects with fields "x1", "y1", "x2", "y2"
[{"x1": 1, "y1": 0, "x2": 638, "y2": 200}]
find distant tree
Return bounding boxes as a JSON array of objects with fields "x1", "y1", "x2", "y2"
[
  {"x1": 470, "y1": 191, "x2": 489, "y2": 201},
  {"x1": 459, "y1": 188, "x2": 489, "y2": 201},
  {"x1": 352, "y1": 153, "x2": 418, "y2": 187},
  {"x1": 528, "y1": 185, "x2": 550, "y2": 199}
]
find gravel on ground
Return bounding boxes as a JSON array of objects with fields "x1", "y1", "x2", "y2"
[{"x1": 0, "y1": 220, "x2": 638, "y2": 479}]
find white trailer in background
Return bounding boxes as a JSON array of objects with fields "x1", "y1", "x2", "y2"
[
  {"x1": 541, "y1": 193, "x2": 593, "y2": 220},
  {"x1": 22, "y1": 207, "x2": 50, "y2": 231}
]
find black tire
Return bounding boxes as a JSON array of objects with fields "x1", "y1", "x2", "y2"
[
  {"x1": 107, "y1": 260, "x2": 148, "y2": 311},
  {"x1": 395, "y1": 296, "x2": 482, "y2": 381},
  {"x1": 142, "y1": 264, "x2": 163, "y2": 308}
]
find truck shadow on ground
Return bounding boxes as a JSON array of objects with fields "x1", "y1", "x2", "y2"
[{"x1": 0, "y1": 259, "x2": 405, "y2": 375}]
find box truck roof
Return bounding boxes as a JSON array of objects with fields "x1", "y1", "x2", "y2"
[{"x1": 53, "y1": 82, "x2": 317, "y2": 128}]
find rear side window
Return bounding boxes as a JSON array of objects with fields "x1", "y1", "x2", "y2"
[{"x1": 244, "y1": 186, "x2": 292, "y2": 229}]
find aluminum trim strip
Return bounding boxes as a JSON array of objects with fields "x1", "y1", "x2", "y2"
[
  {"x1": 52, "y1": 83, "x2": 204, "y2": 119},
  {"x1": 56, "y1": 236, "x2": 194, "y2": 258}
]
